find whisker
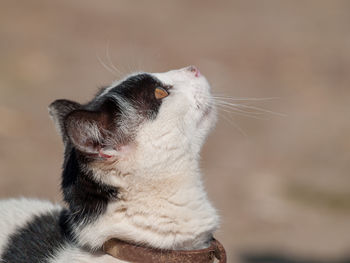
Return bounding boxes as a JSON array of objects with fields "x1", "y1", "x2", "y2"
[
  {"x1": 219, "y1": 111, "x2": 248, "y2": 137},
  {"x1": 106, "y1": 43, "x2": 123, "y2": 76},
  {"x1": 216, "y1": 104, "x2": 265, "y2": 116},
  {"x1": 96, "y1": 54, "x2": 119, "y2": 77},
  {"x1": 212, "y1": 101, "x2": 270, "y2": 116},
  {"x1": 212, "y1": 99, "x2": 285, "y2": 117},
  {"x1": 213, "y1": 101, "x2": 264, "y2": 114},
  {"x1": 212, "y1": 95, "x2": 280, "y2": 102},
  {"x1": 216, "y1": 106, "x2": 269, "y2": 120},
  {"x1": 233, "y1": 104, "x2": 286, "y2": 117}
]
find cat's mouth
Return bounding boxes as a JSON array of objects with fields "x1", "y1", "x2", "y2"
[
  {"x1": 202, "y1": 104, "x2": 212, "y2": 117},
  {"x1": 197, "y1": 104, "x2": 214, "y2": 126}
]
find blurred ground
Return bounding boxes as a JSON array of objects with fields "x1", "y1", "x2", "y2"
[{"x1": 1, "y1": 1, "x2": 350, "y2": 262}]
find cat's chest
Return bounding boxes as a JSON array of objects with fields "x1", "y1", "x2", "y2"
[{"x1": 75, "y1": 190, "x2": 218, "y2": 252}]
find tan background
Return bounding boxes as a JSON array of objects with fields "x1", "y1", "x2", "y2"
[{"x1": 1, "y1": 1, "x2": 350, "y2": 262}]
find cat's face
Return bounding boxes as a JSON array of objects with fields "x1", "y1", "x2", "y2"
[{"x1": 50, "y1": 66, "x2": 216, "y2": 177}]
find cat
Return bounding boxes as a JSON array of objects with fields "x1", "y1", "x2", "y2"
[{"x1": 0, "y1": 66, "x2": 220, "y2": 263}]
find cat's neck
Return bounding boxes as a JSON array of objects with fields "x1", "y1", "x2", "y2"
[{"x1": 63, "y1": 149, "x2": 219, "y2": 251}]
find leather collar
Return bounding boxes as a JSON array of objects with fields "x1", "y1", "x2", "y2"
[{"x1": 103, "y1": 238, "x2": 226, "y2": 263}]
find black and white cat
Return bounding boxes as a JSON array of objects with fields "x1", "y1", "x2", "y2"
[{"x1": 0, "y1": 66, "x2": 219, "y2": 263}]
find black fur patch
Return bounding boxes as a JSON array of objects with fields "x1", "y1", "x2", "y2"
[
  {"x1": 62, "y1": 148, "x2": 119, "y2": 226},
  {"x1": 1, "y1": 210, "x2": 70, "y2": 263},
  {"x1": 92, "y1": 73, "x2": 165, "y2": 119}
]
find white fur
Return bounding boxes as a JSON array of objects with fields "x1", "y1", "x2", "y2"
[
  {"x1": 75, "y1": 67, "x2": 219, "y2": 251},
  {"x1": 50, "y1": 246, "x2": 128, "y2": 263}
]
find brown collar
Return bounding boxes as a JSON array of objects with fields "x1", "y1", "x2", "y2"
[{"x1": 103, "y1": 238, "x2": 226, "y2": 263}]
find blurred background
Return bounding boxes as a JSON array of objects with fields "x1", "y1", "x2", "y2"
[{"x1": 1, "y1": 1, "x2": 350, "y2": 262}]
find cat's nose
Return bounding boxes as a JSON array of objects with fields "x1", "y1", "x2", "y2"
[{"x1": 186, "y1": 65, "x2": 201, "y2": 77}]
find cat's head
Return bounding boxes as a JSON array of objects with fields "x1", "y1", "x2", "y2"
[{"x1": 49, "y1": 66, "x2": 217, "y2": 179}]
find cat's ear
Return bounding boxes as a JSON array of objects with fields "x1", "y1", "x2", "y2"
[
  {"x1": 49, "y1": 99, "x2": 81, "y2": 141},
  {"x1": 64, "y1": 100, "x2": 120, "y2": 159}
]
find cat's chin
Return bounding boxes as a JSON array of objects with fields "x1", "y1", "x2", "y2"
[{"x1": 199, "y1": 104, "x2": 214, "y2": 122}]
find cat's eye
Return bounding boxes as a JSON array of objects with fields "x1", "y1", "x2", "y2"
[{"x1": 154, "y1": 87, "x2": 169, "y2": 100}]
